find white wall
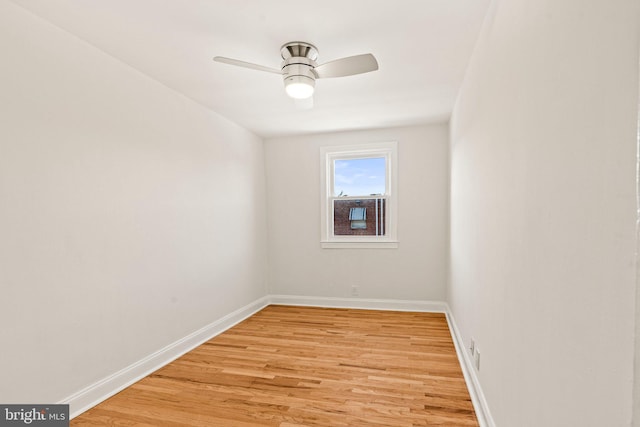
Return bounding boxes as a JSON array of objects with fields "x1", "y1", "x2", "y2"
[
  {"x1": 449, "y1": 0, "x2": 640, "y2": 426},
  {"x1": 636, "y1": 207, "x2": 640, "y2": 427},
  {"x1": 265, "y1": 124, "x2": 449, "y2": 301},
  {"x1": 0, "y1": 0, "x2": 267, "y2": 404},
  {"x1": 635, "y1": 78, "x2": 640, "y2": 427}
]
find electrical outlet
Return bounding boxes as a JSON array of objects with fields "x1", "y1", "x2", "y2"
[
  {"x1": 475, "y1": 349, "x2": 481, "y2": 370},
  {"x1": 469, "y1": 339, "x2": 475, "y2": 356},
  {"x1": 351, "y1": 285, "x2": 359, "y2": 296}
]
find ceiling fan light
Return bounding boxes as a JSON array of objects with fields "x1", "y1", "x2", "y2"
[{"x1": 284, "y1": 75, "x2": 315, "y2": 99}]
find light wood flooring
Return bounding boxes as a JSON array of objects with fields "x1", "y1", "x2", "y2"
[{"x1": 71, "y1": 305, "x2": 478, "y2": 426}]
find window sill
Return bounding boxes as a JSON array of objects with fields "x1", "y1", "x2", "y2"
[{"x1": 320, "y1": 241, "x2": 399, "y2": 249}]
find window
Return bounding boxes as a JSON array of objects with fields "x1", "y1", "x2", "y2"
[
  {"x1": 320, "y1": 142, "x2": 398, "y2": 248},
  {"x1": 349, "y1": 207, "x2": 367, "y2": 229}
]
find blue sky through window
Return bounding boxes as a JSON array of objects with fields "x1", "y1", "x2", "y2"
[{"x1": 334, "y1": 157, "x2": 386, "y2": 196}]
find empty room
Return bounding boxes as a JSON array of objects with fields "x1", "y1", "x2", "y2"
[{"x1": 1, "y1": 0, "x2": 639, "y2": 426}]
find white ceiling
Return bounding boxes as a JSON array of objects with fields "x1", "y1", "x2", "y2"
[{"x1": 9, "y1": 0, "x2": 490, "y2": 138}]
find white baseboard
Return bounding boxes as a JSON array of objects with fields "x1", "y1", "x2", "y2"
[
  {"x1": 444, "y1": 304, "x2": 496, "y2": 427},
  {"x1": 61, "y1": 294, "x2": 494, "y2": 426},
  {"x1": 269, "y1": 294, "x2": 448, "y2": 312},
  {"x1": 60, "y1": 295, "x2": 270, "y2": 419}
]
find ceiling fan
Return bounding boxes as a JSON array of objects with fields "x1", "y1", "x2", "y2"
[{"x1": 213, "y1": 41, "x2": 378, "y2": 101}]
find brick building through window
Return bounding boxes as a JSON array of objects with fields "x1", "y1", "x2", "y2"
[{"x1": 333, "y1": 198, "x2": 386, "y2": 236}]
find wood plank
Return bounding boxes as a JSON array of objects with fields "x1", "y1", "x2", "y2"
[{"x1": 72, "y1": 306, "x2": 478, "y2": 426}]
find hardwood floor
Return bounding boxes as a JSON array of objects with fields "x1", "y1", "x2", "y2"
[{"x1": 71, "y1": 305, "x2": 478, "y2": 426}]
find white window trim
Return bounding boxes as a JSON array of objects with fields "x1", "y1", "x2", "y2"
[{"x1": 320, "y1": 142, "x2": 398, "y2": 249}]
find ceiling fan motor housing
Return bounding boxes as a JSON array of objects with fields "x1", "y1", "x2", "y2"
[{"x1": 281, "y1": 42, "x2": 318, "y2": 99}]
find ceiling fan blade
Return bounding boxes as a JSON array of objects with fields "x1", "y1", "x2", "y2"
[
  {"x1": 213, "y1": 56, "x2": 281, "y2": 74},
  {"x1": 314, "y1": 53, "x2": 378, "y2": 78}
]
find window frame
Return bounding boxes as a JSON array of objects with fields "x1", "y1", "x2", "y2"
[{"x1": 320, "y1": 142, "x2": 398, "y2": 249}]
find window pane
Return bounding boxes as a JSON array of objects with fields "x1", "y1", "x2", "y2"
[
  {"x1": 334, "y1": 157, "x2": 385, "y2": 197},
  {"x1": 333, "y1": 198, "x2": 386, "y2": 236}
]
